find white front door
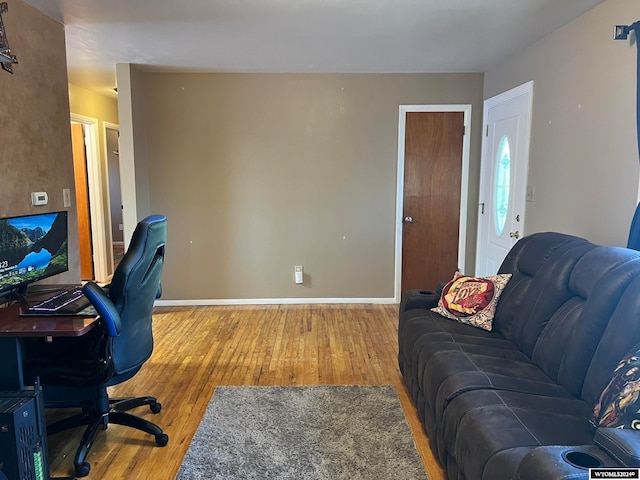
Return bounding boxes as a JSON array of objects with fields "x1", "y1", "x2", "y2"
[{"x1": 476, "y1": 81, "x2": 533, "y2": 277}]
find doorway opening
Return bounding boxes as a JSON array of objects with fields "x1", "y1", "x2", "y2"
[{"x1": 70, "y1": 114, "x2": 112, "y2": 283}]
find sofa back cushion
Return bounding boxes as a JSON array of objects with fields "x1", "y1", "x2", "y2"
[
  {"x1": 493, "y1": 232, "x2": 593, "y2": 357},
  {"x1": 532, "y1": 248, "x2": 640, "y2": 398}
]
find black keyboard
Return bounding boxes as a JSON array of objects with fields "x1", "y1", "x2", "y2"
[{"x1": 28, "y1": 287, "x2": 88, "y2": 313}]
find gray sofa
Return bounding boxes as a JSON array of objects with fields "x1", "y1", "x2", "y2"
[{"x1": 398, "y1": 232, "x2": 640, "y2": 480}]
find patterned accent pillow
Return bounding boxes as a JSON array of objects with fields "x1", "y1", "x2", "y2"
[
  {"x1": 593, "y1": 343, "x2": 640, "y2": 429},
  {"x1": 431, "y1": 273, "x2": 512, "y2": 331}
]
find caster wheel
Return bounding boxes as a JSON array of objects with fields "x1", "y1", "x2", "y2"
[
  {"x1": 155, "y1": 432, "x2": 169, "y2": 447},
  {"x1": 75, "y1": 461, "x2": 91, "y2": 477},
  {"x1": 150, "y1": 402, "x2": 162, "y2": 414}
]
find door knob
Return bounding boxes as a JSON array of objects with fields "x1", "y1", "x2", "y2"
[
  {"x1": 509, "y1": 230, "x2": 520, "y2": 239},
  {"x1": 403, "y1": 216, "x2": 415, "y2": 224}
]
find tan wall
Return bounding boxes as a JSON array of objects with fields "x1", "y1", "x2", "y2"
[
  {"x1": 68, "y1": 84, "x2": 119, "y2": 164},
  {"x1": 133, "y1": 72, "x2": 484, "y2": 300},
  {"x1": 484, "y1": 0, "x2": 638, "y2": 247},
  {"x1": 0, "y1": 0, "x2": 79, "y2": 285},
  {"x1": 69, "y1": 84, "x2": 118, "y2": 123}
]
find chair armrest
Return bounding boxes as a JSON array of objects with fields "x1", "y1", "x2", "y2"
[
  {"x1": 595, "y1": 427, "x2": 640, "y2": 467},
  {"x1": 82, "y1": 282, "x2": 121, "y2": 337}
]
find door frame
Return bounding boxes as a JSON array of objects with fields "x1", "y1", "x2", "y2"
[
  {"x1": 394, "y1": 104, "x2": 472, "y2": 301},
  {"x1": 70, "y1": 113, "x2": 110, "y2": 283},
  {"x1": 103, "y1": 121, "x2": 120, "y2": 280}
]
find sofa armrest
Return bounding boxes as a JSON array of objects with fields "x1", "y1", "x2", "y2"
[
  {"x1": 595, "y1": 428, "x2": 640, "y2": 467},
  {"x1": 399, "y1": 289, "x2": 440, "y2": 313},
  {"x1": 515, "y1": 445, "x2": 618, "y2": 480}
]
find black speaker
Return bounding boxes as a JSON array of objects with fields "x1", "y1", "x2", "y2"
[{"x1": 0, "y1": 387, "x2": 49, "y2": 480}]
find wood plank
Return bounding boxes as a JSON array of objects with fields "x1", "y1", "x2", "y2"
[{"x1": 46, "y1": 304, "x2": 446, "y2": 480}]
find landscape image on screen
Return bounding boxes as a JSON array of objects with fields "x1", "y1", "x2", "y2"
[{"x1": 0, "y1": 211, "x2": 68, "y2": 294}]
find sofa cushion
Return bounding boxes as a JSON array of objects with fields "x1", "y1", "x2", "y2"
[
  {"x1": 593, "y1": 341, "x2": 640, "y2": 429},
  {"x1": 425, "y1": 348, "x2": 573, "y2": 435},
  {"x1": 397, "y1": 309, "x2": 519, "y2": 446},
  {"x1": 432, "y1": 273, "x2": 511, "y2": 331},
  {"x1": 398, "y1": 310, "x2": 502, "y2": 386}
]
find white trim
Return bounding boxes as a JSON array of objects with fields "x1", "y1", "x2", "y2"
[
  {"x1": 155, "y1": 297, "x2": 397, "y2": 307},
  {"x1": 103, "y1": 121, "x2": 120, "y2": 282},
  {"x1": 394, "y1": 104, "x2": 472, "y2": 302},
  {"x1": 70, "y1": 114, "x2": 110, "y2": 283}
]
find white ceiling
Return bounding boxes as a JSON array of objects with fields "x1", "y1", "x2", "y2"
[{"x1": 22, "y1": 0, "x2": 605, "y2": 98}]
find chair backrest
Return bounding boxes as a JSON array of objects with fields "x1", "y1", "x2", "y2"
[{"x1": 109, "y1": 214, "x2": 167, "y2": 375}]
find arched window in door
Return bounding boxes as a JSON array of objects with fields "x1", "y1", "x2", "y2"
[{"x1": 494, "y1": 136, "x2": 511, "y2": 236}]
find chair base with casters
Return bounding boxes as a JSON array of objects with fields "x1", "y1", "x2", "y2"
[
  {"x1": 48, "y1": 395, "x2": 168, "y2": 477},
  {"x1": 24, "y1": 334, "x2": 170, "y2": 477}
]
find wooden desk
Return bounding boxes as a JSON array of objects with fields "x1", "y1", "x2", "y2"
[{"x1": 0, "y1": 303, "x2": 98, "y2": 390}]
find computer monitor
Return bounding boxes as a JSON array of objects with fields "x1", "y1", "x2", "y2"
[{"x1": 0, "y1": 211, "x2": 69, "y2": 299}]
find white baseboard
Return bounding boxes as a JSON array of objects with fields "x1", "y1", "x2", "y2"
[{"x1": 155, "y1": 297, "x2": 398, "y2": 306}]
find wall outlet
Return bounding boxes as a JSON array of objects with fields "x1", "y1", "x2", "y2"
[{"x1": 295, "y1": 265, "x2": 304, "y2": 284}]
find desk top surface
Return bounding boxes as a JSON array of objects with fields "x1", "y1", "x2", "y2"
[{"x1": 0, "y1": 303, "x2": 98, "y2": 337}]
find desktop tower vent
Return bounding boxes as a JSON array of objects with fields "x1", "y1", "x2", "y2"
[{"x1": 0, "y1": 390, "x2": 49, "y2": 480}]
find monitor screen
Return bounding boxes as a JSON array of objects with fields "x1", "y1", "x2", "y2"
[{"x1": 0, "y1": 211, "x2": 69, "y2": 296}]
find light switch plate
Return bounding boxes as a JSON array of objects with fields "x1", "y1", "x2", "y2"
[
  {"x1": 526, "y1": 185, "x2": 535, "y2": 202},
  {"x1": 63, "y1": 188, "x2": 71, "y2": 207}
]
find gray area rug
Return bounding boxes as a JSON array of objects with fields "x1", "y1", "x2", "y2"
[{"x1": 176, "y1": 385, "x2": 429, "y2": 480}]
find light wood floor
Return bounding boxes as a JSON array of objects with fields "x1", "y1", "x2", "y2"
[{"x1": 47, "y1": 304, "x2": 446, "y2": 480}]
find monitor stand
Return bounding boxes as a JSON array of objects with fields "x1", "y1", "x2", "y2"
[
  {"x1": 7, "y1": 284, "x2": 72, "y2": 308},
  {"x1": 10, "y1": 285, "x2": 29, "y2": 307}
]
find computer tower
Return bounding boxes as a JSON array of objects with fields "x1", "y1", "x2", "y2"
[{"x1": 0, "y1": 388, "x2": 49, "y2": 480}]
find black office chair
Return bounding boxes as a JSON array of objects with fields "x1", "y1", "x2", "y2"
[{"x1": 23, "y1": 214, "x2": 169, "y2": 478}]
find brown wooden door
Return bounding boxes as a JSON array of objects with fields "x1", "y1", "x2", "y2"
[
  {"x1": 401, "y1": 111, "x2": 464, "y2": 294},
  {"x1": 71, "y1": 123, "x2": 94, "y2": 280}
]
